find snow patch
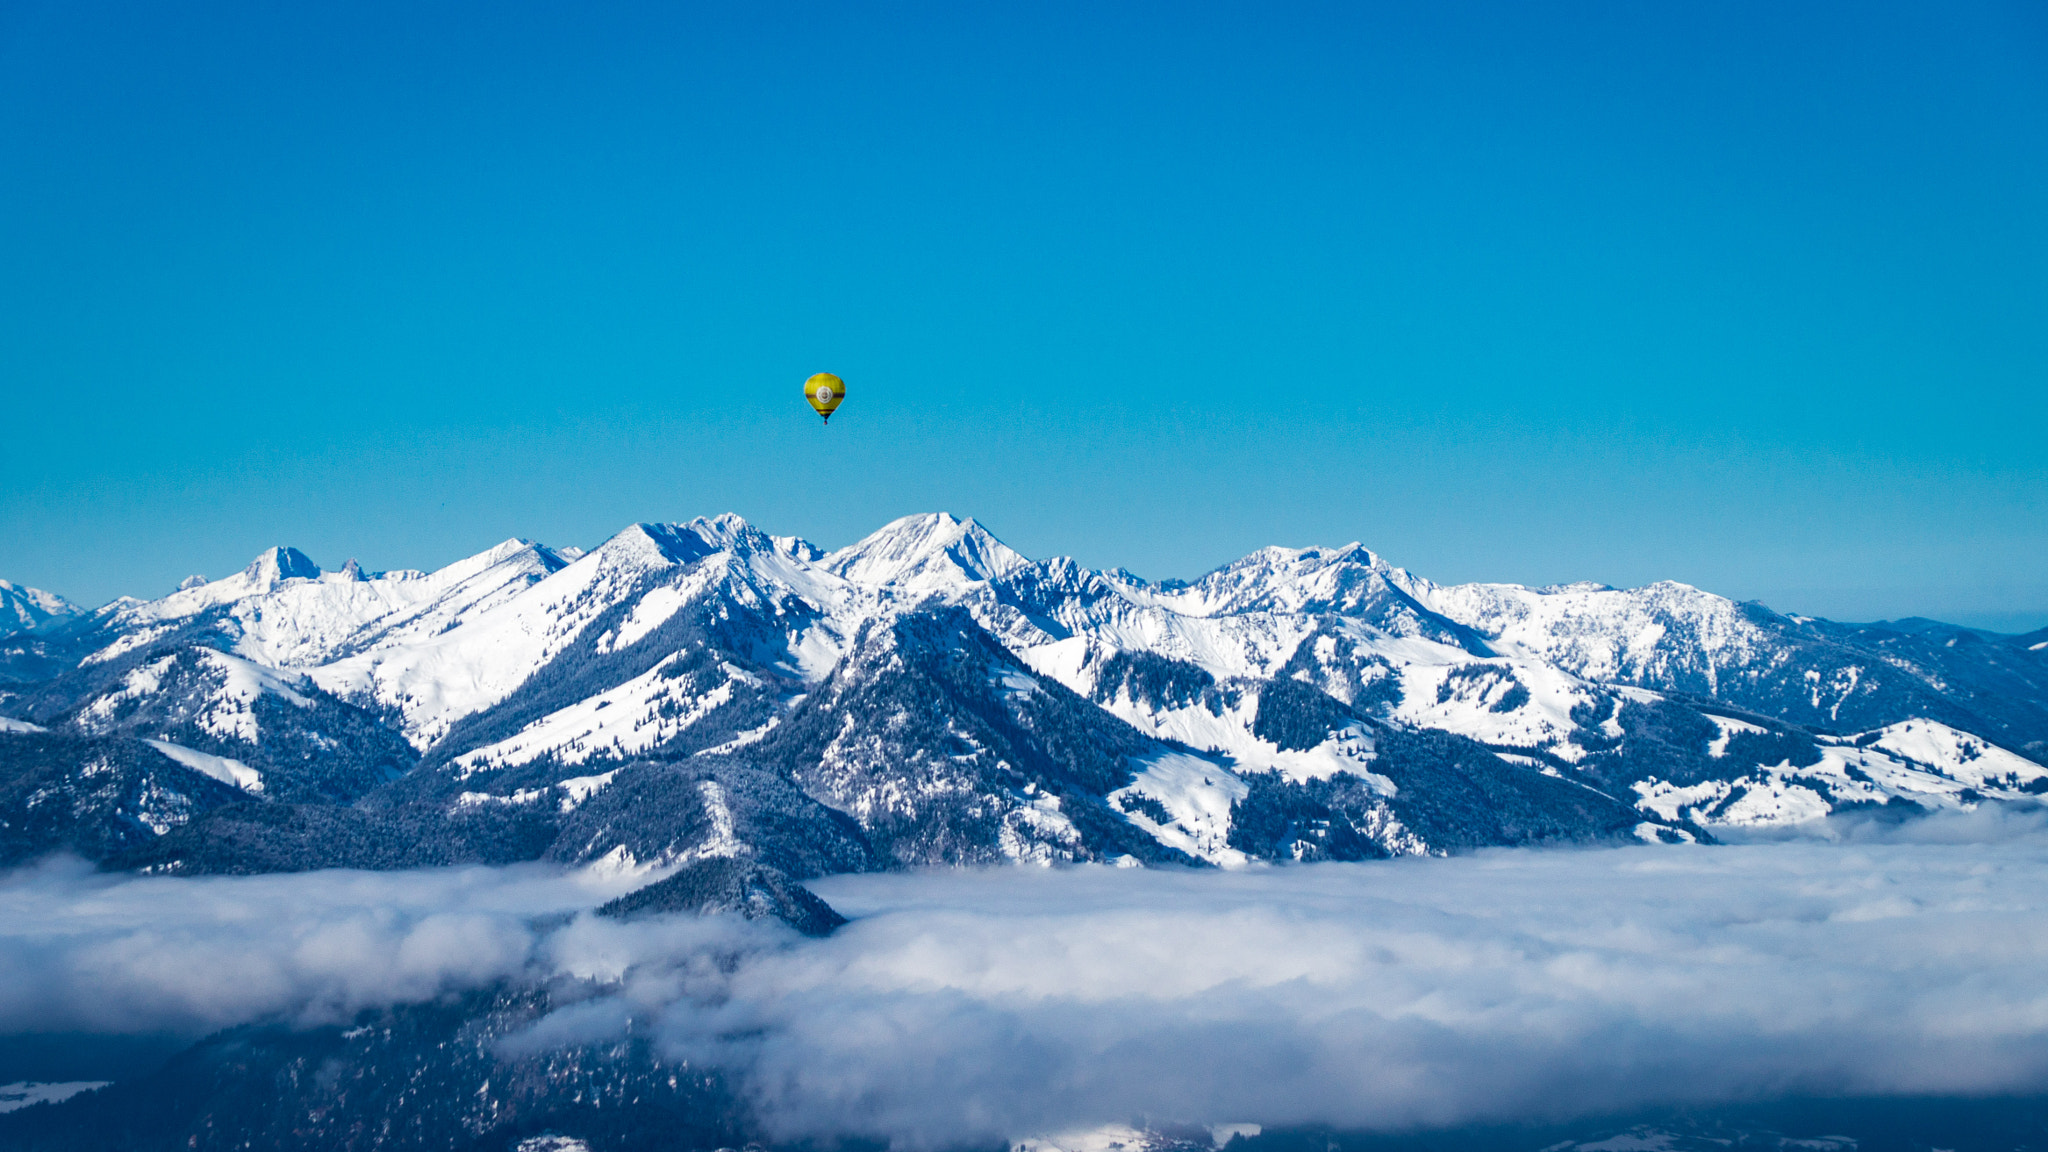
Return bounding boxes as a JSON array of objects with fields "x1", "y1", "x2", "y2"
[
  {"x1": 1109, "y1": 751, "x2": 1250, "y2": 867},
  {"x1": 556, "y1": 770, "x2": 618, "y2": 812},
  {"x1": 1705, "y1": 714, "x2": 1766, "y2": 757},
  {"x1": 0, "y1": 1081, "x2": 109, "y2": 1114},
  {"x1": 583, "y1": 845, "x2": 653, "y2": 881},
  {"x1": 453, "y1": 788, "x2": 549, "y2": 810},
  {"x1": 605, "y1": 585, "x2": 688, "y2": 652},
  {"x1": 1861, "y1": 719, "x2": 2047, "y2": 790},
  {"x1": 514, "y1": 1136, "x2": 594, "y2": 1152},
  {"x1": 1014, "y1": 1125, "x2": 1155, "y2": 1152},
  {"x1": 80, "y1": 626, "x2": 174, "y2": 667},
  {"x1": 144, "y1": 739, "x2": 264, "y2": 794},
  {"x1": 993, "y1": 667, "x2": 1043, "y2": 699},
  {"x1": 997, "y1": 788, "x2": 1086, "y2": 865}
]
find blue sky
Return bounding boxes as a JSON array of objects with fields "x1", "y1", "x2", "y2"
[{"x1": 2, "y1": 1, "x2": 2044, "y2": 628}]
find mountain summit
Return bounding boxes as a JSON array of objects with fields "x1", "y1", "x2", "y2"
[
  {"x1": 242, "y1": 545, "x2": 322, "y2": 588},
  {"x1": 823, "y1": 512, "x2": 1031, "y2": 591}
]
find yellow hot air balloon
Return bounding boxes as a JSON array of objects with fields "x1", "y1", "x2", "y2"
[{"x1": 804, "y1": 372, "x2": 845, "y2": 424}]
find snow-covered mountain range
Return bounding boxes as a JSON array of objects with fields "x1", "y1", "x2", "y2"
[{"x1": 3, "y1": 513, "x2": 2045, "y2": 876}]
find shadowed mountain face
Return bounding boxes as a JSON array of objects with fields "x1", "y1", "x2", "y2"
[{"x1": 0, "y1": 512, "x2": 2043, "y2": 875}]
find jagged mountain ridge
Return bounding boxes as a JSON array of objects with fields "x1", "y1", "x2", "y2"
[{"x1": 3, "y1": 513, "x2": 2045, "y2": 875}]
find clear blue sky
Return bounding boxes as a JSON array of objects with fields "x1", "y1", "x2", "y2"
[{"x1": 3, "y1": 1, "x2": 2044, "y2": 628}]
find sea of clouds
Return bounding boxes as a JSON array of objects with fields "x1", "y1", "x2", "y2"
[{"x1": 7, "y1": 806, "x2": 2048, "y2": 1146}]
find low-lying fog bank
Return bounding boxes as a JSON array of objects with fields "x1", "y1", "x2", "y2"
[{"x1": 5, "y1": 806, "x2": 2048, "y2": 1148}]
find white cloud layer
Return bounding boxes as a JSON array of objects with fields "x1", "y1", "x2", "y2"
[
  {"x1": 7, "y1": 809, "x2": 2048, "y2": 1147},
  {"x1": 0, "y1": 858, "x2": 640, "y2": 1035}
]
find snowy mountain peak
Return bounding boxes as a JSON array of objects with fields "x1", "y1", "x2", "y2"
[
  {"x1": 681, "y1": 513, "x2": 785, "y2": 558},
  {"x1": 1139, "y1": 540, "x2": 1417, "y2": 619},
  {"x1": 406, "y1": 538, "x2": 563, "y2": 591},
  {"x1": 590, "y1": 523, "x2": 719, "y2": 576},
  {"x1": 683, "y1": 512, "x2": 752, "y2": 543},
  {"x1": 0, "y1": 578, "x2": 81, "y2": 632},
  {"x1": 1199, "y1": 541, "x2": 1404, "y2": 588},
  {"x1": 242, "y1": 546, "x2": 322, "y2": 589},
  {"x1": 772, "y1": 535, "x2": 825, "y2": 563},
  {"x1": 1408, "y1": 575, "x2": 1763, "y2": 690},
  {"x1": 1239, "y1": 541, "x2": 1383, "y2": 573},
  {"x1": 824, "y1": 512, "x2": 1031, "y2": 591},
  {"x1": 479, "y1": 538, "x2": 540, "y2": 565}
]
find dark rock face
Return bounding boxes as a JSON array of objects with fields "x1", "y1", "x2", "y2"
[{"x1": 595, "y1": 857, "x2": 847, "y2": 937}]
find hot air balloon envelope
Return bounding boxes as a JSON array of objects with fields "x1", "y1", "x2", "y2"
[{"x1": 805, "y1": 373, "x2": 845, "y2": 423}]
